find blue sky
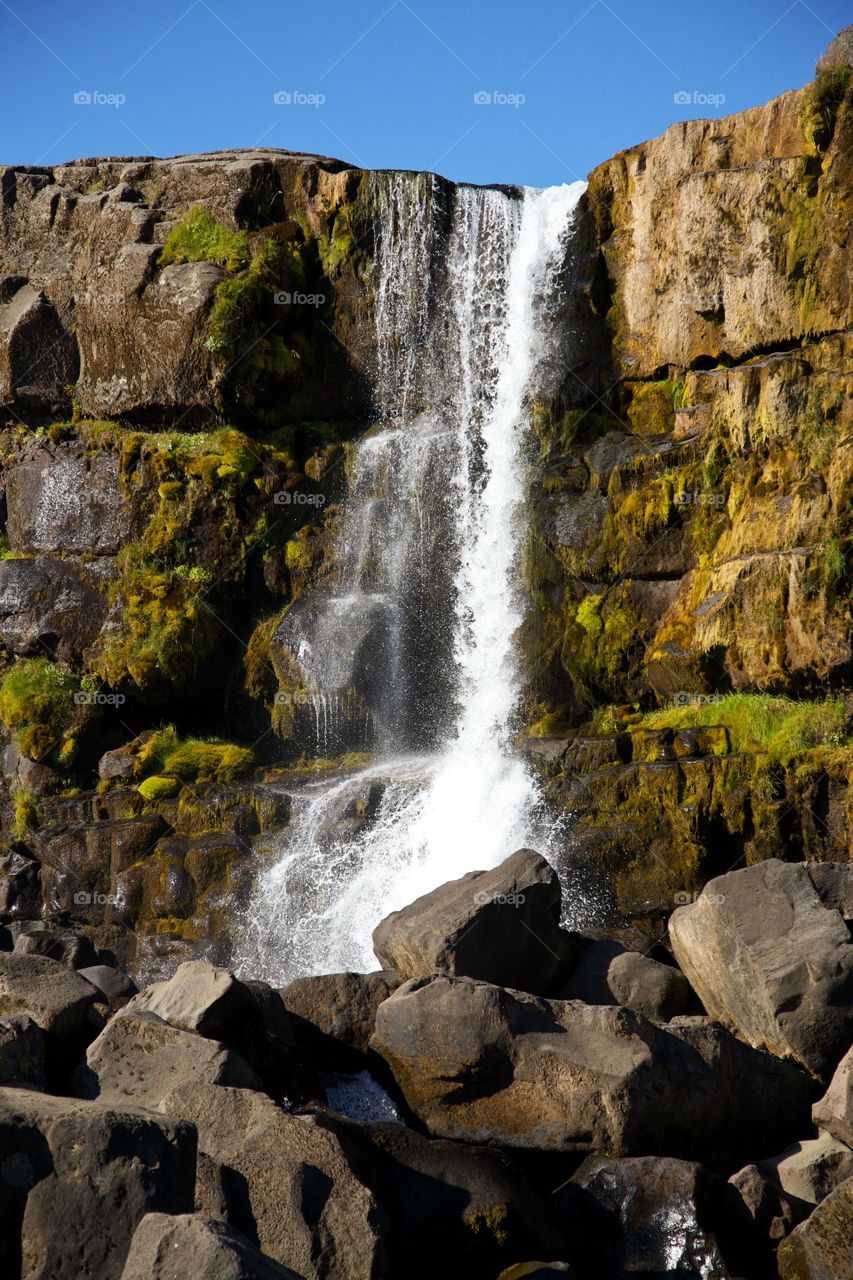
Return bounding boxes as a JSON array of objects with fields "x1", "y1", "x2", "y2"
[{"x1": 0, "y1": 1, "x2": 847, "y2": 186}]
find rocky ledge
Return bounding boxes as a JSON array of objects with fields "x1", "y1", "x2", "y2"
[{"x1": 0, "y1": 846, "x2": 851, "y2": 1279}]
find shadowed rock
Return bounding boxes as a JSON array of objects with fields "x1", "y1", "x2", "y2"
[
  {"x1": 371, "y1": 975, "x2": 813, "y2": 1168},
  {"x1": 372, "y1": 849, "x2": 578, "y2": 995},
  {"x1": 669, "y1": 860, "x2": 853, "y2": 1078}
]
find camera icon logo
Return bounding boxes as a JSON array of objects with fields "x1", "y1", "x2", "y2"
[{"x1": 473, "y1": 91, "x2": 492, "y2": 105}]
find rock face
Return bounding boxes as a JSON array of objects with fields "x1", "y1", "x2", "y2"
[
  {"x1": 0, "y1": 1086, "x2": 196, "y2": 1280},
  {"x1": 73, "y1": 1009, "x2": 263, "y2": 1106},
  {"x1": 372, "y1": 849, "x2": 578, "y2": 995},
  {"x1": 371, "y1": 974, "x2": 812, "y2": 1166},
  {"x1": 0, "y1": 952, "x2": 99, "y2": 1078},
  {"x1": 777, "y1": 1176, "x2": 853, "y2": 1280},
  {"x1": 279, "y1": 969, "x2": 403, "y2": 1068},
  {"x1": 813, "y1": 1045, "x2": 853, "y2": 1146},
  {"x1": 119, "y1": 1214, "x2": 302, "y2": 1280},
  {"x1": 159, "y1": 1081, "x2": 386, "y2": 1280},
  {"x1": 669, "y1": 860, "x2": 853, "y2": 1078},
  {"x1": 558, "y1": 938, "x2": 691, "y2": 1020},
  {"x1": 757, "y1": 1132, "x2": 853, "y2": 1215},
  {"x1": 572, "y1": 1156, "x2": 732, "y2": 1278}
]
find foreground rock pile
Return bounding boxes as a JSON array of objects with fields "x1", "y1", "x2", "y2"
[{"x1": 0, "y1": 849, "x2": 850, "y2": 1278}]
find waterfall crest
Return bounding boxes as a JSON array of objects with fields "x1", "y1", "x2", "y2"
[{"x1": 237, "y1": 176, "x2": 586, "y2": 982}]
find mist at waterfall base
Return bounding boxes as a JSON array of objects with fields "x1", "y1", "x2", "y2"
[{"x1": 237, "y1": 178, "x2": 589, "y2": 985}]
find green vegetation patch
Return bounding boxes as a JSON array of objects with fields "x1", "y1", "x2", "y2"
[
  {"x1": 640, "y1": 692, "x2": 847, "y2": 763},
  {"x1": 0, "y1": 658, "x2": 78, "y2": 761},
  {"x1": 160, "y1": 205, "x2": 249, "y2": 272},
  {"x1": 136, "y1": 725, "x2": 255, "y2": 787}
]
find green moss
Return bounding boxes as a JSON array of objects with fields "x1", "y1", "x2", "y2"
[
  {"x1": 160, "y1": 205, "x2": 249, "y2": 272},
  {"x1": 641, "y1": 693, "x2": 847, "y2": 764},
  {"x1": 801, "y1": 68, "x2": 852, "y2": 152},
  {"x1": 163, "y1": 739, "x2": 255, "y2": 783},
  {"x1": 12, "y1": 788, "x2": 38, "y2": 838},
  {"x1": 137, "y1": 726, "x2": 254, "y2": 784},
  {"x1": 820, "y1": 536, "x2": 847, "y2": 592},
  {"x1": 0, "y1": 658, "x2": 78, "y2": 761},
  {"x1": 138, "y1": 775, "x2": 181, "y2": 802}
]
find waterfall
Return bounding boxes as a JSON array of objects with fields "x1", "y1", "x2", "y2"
[{"x1": 237, "y1": 176, "x2": 586, "y2": 983}]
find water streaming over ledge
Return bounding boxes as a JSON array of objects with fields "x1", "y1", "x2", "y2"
[{"x1": 236, "y1": 176, "x2": 587, "y2": 983}]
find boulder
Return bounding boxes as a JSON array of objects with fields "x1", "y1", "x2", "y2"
[
  {"x1": 125, "y1": 961, "x2": 304, "y2": 1095},
  {"x1": 119, "y1": 1213, "x2": 303, "y2": 1280},
  {"x1": 5, "y1": 451, "x2": 130, "y2": 556},
  {"x1": 0, "y1": 555, "x2": 107, "y2": 660},
  {"x1": 0, "y1": 282, "x2": 77, "y2": 410},
  {"x1": 777, "y1": 1176, "x2": 853, "y2": 1280},
  {"x1": 279, "y1": 970, "x2": 403, "y2": 1068},
  {"x1": 372, "y1": 849, "x2": 578, "y2": 995},
  {"x1": 0, "y1": 1085, "x2": 195, "y2": 1280},
  {"x1": 97, "y1": 747, "x2": 136, "y2": 782},
  {"x1": 0, "y1": 952, "x2": 100, "y2": 1078},
  {"x1": 572, "y1": 1156, "x2": 734, "y2": 1278},
  {"x1": 558, "y1": 939, "x2": 691, "y2": 1020},
  {"x1": 813, "y1": 1045, "x2": 853, "y2": 1147},
  {"x1": 77, "y1": 963, "x2": 138, "y2": 1006},
  {"x1": 313, "y1": 1108, "x2": 586, "y2": 1278},
  {"x1": 728, "y1": 1162, "x2": 799, "y2": 1242},
  {"x1": 669, "y1": 860, "x2": 853, "y2": 1078},
  {"x1": 371, "y1": 977, "x2": 812, "y2": 1167},
  {"x1": 125, "y1": 959, "x2": 254, "y2": 1040},
  {"x1": 157, "y1": 1081, "x2": 387, "y2": 1280},
  {"x1": 757, "y1": 1132, "x2": 853, "y2": 1215},
  {"x1": 0, "y1": 1014, "x2": 47, "y2": 1090},
  {"x1": 72, "y1": 1010, "x2": 263, "y2": 1107},
  {"x1": 13, "y1": 924, "x2": 98, "y2": 969}
]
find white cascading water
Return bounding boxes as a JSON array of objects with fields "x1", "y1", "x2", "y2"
[{"x1": 236, "y1": 175, "x2": 586, "y2": 983}]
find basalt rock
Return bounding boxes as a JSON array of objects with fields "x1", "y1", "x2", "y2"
[
  {"x1": 119, "y1": 1213, "x2": 303, "y2": 1280},
  {"x1": 0, "y1": 952, "x2": 100, "y2": 1079},
  {"x1": 557, "y1": 938, "x2": 691, "y2": 1021},
  {"x1": 279, "y1": 969, "x2": 404, "y2": 1070},
  {"x1": 669, "y1": 860, "x2": 853, "y2": 1079},
  {"x1": 372, "y1": 849, "x2": 579, "y2": 996},
  {"x1": 371, "y1": 975, "x2": 813, "y2": 1168},
  {"x1": 813, "y1": 1045, "x2": 853, "y2": 1147},
  {"x1": 72, "y1": 1009, "x2": 263, "y2": 1107},
  {"x1": 158, "y1": 1080, "x2": 387, "y2": 1280},
  {"x1": 777, "y1": 1176, "x2": 853, "y2": 1280},
  {"x1": 0, "y1": 1086, "x2": 196, "y2": 1280}
]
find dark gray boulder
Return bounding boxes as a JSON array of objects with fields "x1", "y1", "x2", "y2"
[
  {"x1": 0, "y1": 1085, "x2": 195, "y2": 1280},
  {"x1": 372, "y1": 849, "x2": 578, "y2": 995},
  {"x1": 0, "y1": 1015, "x2": 47, "y2": 1090},
  {"x1": 119, "y1": 1213, "x2": 303, "y2": 1279},
  {"x1": 371, "y1": 976, "x2": 813, "y2": 1168},
  {"x1": 669, "y1": 860, "x2": 853, "y2": 1078},
  {"x1": 558, "y1": 938, "x2": 691, "y2": 1020}
]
